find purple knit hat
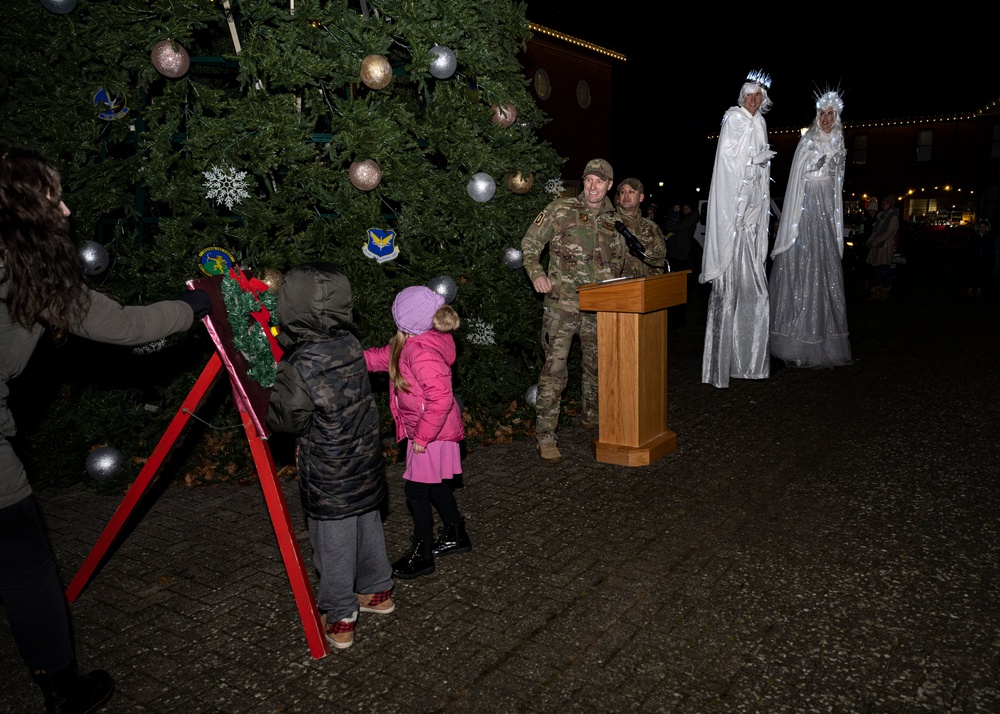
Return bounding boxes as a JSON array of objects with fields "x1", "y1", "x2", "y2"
[{"x1": 392, "y1": 286, "x2": 445, "y2": 335}]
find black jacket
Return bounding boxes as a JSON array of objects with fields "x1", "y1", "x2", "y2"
[
  {"x1": 666, "y1": 210, "x2": 701, "y2": 261},
  {"x1": 266, "y1": 264, "x2": 385, "y2": 520}
]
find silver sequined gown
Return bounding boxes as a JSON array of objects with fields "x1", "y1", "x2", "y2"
[{"x1": 768, "y1": 131, "x2": 852, "y2": 367}]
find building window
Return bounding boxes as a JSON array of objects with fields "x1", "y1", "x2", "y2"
[
  {"x1": 917, "y1": 129, "x2": 933, "y2": 162},
  {"x1": 576, "y1": 80, "x2": 591, "y2": 109},
  {"x1": 992, "y1": 125, "x2": 1000, "y2": 158},
  {"x1": 533, "y1": 69, "x2": 551, "y2": 101},
  {"x1": 850, "y1": 134, "x2": 867, "y2": 165}
]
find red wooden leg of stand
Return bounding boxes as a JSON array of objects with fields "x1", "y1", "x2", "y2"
[
  {"x1": 241, "y1": 411, "x2": 329, "y2": 659},
  {"x1": 65, "y1": 353, "x2": 225, "y2": 603}
]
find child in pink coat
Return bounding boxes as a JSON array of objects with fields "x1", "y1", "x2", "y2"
[{"x1": 364, "y1": 286, "x2": 472, "y2": 579}]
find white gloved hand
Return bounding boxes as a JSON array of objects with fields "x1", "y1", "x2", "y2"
[
  {"x1": 751, "y1": 148, "x2": 776, "y2": 165},
  {"x1": 807, "y1": 155, "x2": 827, "y2": 172}
]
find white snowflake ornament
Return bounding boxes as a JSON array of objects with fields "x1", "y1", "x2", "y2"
[
  {"x1": 465, "y1": 318, "x2": 496, "y2": 346},
  {"x1": 544, "y1": 177, "x2": 564, "y2": 197},
  {"x1": 203, "y1": 165, "x2": 250, "y2": 209}
]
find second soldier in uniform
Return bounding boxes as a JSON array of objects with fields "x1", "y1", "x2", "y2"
[{"x1": 609, "y1": 177, "x2": 667, "y2": 278}]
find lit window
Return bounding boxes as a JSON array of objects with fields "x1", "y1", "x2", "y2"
[
  {"x1": 534, "y1": 69, "x2": 551, "y2": 100},
  {"x1": 576, "y1": 80, "x2": 591, "y2": 109}
]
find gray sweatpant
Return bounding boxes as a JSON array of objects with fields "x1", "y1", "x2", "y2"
[{"x1": 307, "y1": 509, "x2": 393, "y2": 622}]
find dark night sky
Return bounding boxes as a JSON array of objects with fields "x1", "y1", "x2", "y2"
[{"x1": 523, "y1": 3, "x2": 996, "y2": 206}]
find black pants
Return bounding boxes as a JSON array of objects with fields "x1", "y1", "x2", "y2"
[
  {"x1": 403, "y1": 481, "x2": 462, "y2": 541},
  {"x1": 0, "y1": 495, "x2": 75, "y2": 671}
]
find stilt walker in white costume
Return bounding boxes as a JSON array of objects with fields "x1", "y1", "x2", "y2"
[
  {"x1": 768, "y1": 89, "x2": 853, "y2": 368},
  {"x1": 700, "y1": 70, "x2": 775, "y2": 389}
]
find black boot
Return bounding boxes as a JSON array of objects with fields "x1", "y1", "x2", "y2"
[
  {"x1": 392, "y1": 539, "x2": 435, "y2": 579},
  {"x1": 431, "y1": 521, "x2": 472, "y2": 558},
  {"x1": 31, "y1": 659, "x2": 114, "y2": 714}
]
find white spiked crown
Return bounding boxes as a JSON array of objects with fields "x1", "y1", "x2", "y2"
[
  {"x1": 815, "y1": 88, "x2": 845, "y2": 113},
  {"x1": 746, "y1": 70, "x2": 772, "y2": 90}
]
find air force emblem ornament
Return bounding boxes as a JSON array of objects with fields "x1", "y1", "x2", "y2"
[{"x1": 363, "y1": 228, "x2": 399, "y2": 263}]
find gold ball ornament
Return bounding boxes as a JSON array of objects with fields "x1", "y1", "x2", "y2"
[
  {"x1": 360, "y1": 54, "x2": 392, "y2": 90},
  {"x1": 491, "y1": 103, "x2": 517, "y2": 128},
  {"x1": 151, "y1": 40, "x2": 190, "y2": 79},
  {"x1": 349, "y1": 160, "x2": 382, "y2": 191},
  {"x1": 507, "y1": 172, "x2": 534, "y2": 195},
  {"x1": 260, "y1": 268, "x2": 284, "y2": 294}
]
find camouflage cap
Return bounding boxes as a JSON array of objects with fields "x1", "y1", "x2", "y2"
[
  {"x1": 619, "y1": 177, "x2": 644, "y2": 195},
  {"x1": 582, "y1": 158, "x2": 613, "y2": 182}
]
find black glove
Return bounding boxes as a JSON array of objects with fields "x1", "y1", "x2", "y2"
[{"x1": 176, "y1": 288, "x2": 212, "y2": 318}]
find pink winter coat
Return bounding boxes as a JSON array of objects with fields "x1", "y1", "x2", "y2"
[{"x1": 364, "y1": 330, "x2": 464, "y2": 447}]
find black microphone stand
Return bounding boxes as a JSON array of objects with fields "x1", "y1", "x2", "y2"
[{"x1": 614, "y1": 220, "x2": 671, "y2": 272}]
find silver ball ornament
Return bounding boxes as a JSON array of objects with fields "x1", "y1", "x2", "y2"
[
  {"x1": 502, "y1": 247, "x2": 523, "y2": 270},
  {"x1": 151, "y1": 40, "x2": 190, "y2": 79},
  {"x1": 428, "y1": 45, "x2": 457, "y2": 79},
  {"x1": 524, "y1": 384, "x2": 538, "y2": 408},
  {"x1": 40, "y1": 0, "x2": 77, "y2": 14},
  {"x1": 79, "y1": 240, "x2": 110, "y2": 276},
  {"x1": 86, "y1": 447, "x2": 126, "y2": 482},
  {"x1": 467, "y1": 172, "x2": 496, "y2": 203},
  {"x1": 427, "y1": 275, "x2": 457, "y2": 304}
]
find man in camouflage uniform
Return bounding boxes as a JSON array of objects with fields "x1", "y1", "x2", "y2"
[
  {"x1": 608, "y1": 177, "x2": 667, "y2": 278},
  {"x1": 521, "y1": 158, "x2": 624, "y2": 464}
]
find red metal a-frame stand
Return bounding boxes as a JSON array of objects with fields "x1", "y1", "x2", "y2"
[{"x1": 64, "y1": 351, "x2": 330, "y2": 659}]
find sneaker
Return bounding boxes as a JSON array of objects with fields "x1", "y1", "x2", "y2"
[
  {"x1": 322, "y1": 613, "x2": 356, "y2": 650},
  {"x1": 357, "y1": 589, "x2": 395, "y2": 614},
  {"x1": 536, "y1": 440, "x2": 562, "y2": 464}
]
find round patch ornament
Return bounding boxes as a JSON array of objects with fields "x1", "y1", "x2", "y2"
[
  {"x1": 93, "y1": 87, "x2": 129, "y2": 121},
  {"x1": 198, "y1": 247, "x2": 236, "y2": 276}
]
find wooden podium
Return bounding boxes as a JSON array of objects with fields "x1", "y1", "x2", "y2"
[{"x1": 578, "y1": 271, "x2": 688, "y2": 467}]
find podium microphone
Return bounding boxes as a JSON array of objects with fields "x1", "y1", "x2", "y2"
[{"x1": 614, "y1": 221, "x2": 671, "y2": 272}]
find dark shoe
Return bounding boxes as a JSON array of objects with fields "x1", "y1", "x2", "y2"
[
  {"x1": 431, "y1": 521, "x2": 472, "y2": 558},
  {"x1": 392, "y1": 539, "x2": 435, "y2": 579},
  {"x1": 32, "y1": 660, "x2": 114, "y2": 714}
]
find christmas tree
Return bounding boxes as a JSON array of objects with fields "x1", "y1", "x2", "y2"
[{"x1": 0, "y1": 0, "x2": 563, "y2": 472}]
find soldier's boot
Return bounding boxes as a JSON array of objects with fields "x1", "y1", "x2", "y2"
[{"x1": 536, "y1": 435, "x2": 562, "y2": 464}]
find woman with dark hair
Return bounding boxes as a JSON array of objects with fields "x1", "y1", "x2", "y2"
[{"x1": 0, "y1": 145, "x2": 210, "y2": 713}]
